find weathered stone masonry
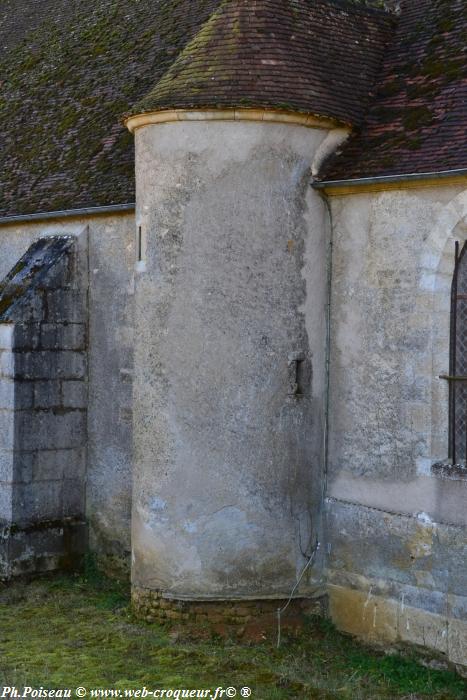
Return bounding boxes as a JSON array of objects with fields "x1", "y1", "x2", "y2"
[
  {"x1": 0, "y1": 235, "x2": 87, "y2": 577},
  {"x1": 0, "y1": 0, "x2": 466, "y2": 674},
  {"x1": 132, "y1": 586, "x2": 323, "y2": 634},
  {"x1": 325, "y1": 187, "x2": 467, "y2": 672},
  {"x1": 129, "y1": 116, "x2": 332, "y2": 604},
  {"x1": 0, "y1": 214, "x2": 135, "y2": 582}
]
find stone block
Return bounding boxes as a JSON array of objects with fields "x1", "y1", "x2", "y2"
[
  {"x1": 61, "y1": 380, "x2": 87, "y2": 409},
  {"x1": 39, "y1": 325, "x2": 59, "y2": 351},
  {"x1": 34, "y1": 448, "x2": 85, "y2": 482},
  {"x1": 6, "y1": 519, "x2": 87, "y2": 577},
  {"x1": 15, "y1": 351, "x2": 86, "y2": 380},
  {"x1": 62, "y1": 479, "x2": 85, "y2": 517},
  {"x1": 328, "y1": 584, "x2": 398, "y2": 643},
  {"x1": 44, "y1": 254, "x2": 74, "y2": 290},
  {"x1": 33, "y1": 380, "x2": 61, "y2": 409},
  {"x1": 45, "y1": 290, "x2": 86, "y2": 324},
  {"x1": 62, "y1": 448, "x2": 86, "y2": 480},
  {"x1": 393, "y1": 583, "x2": 447, "y2": 617},
  {"x1": 0, "y1": 324, "x2": 14, "y2": 351},
  {"x1": 13, "y1": 324, "x2": 40, "y2": 351},
  {"x1": 0, "y1": 449, "x2": 14, "y2": 483},
  {"x1": 448, "y1": 618, "x2": 467, "y2": 668},
  {"x1": 12, "y1": 352, "x2": 33, "y2": 379},
  {"x1": 432, "y1": 523, "x2": 467, "y2": 598},
  {"x1": 56, "y1": 352, "x2": 86, "y2": 380},
  {"x1": 15, "y1": 294, "x2": 45, "y2": 323},
  {"x1": 16, "y1": 410, "x2": 86, "y2": 451},
  {"x1": 8, "y1": 525, "x2": 63, "y2": 560},
  {"x1": 14, "y1": 381, "x2": 34, "y2": 409},
  {"x1": 61, "y1": 519, "x2": 87, "y2": 566},
  {"x1": 165, "y1": 610, "x2": 183, "y2": 620},
  {"x1": 448, "y1": 593, "x2": 467, "y2": 621},
  {"x1": 12, "y1": 408, "x2": 33, "y2": 448},
  {"x1": 398, "y1": 605, "x2": 448, "y2": 655},
  {"x1": 33, "y1": 450, "x2": 64, "y2": 481},
  {"x1": 0, "y1": 480, "x2": 13, "y2": 522},
  {"x1": 0, "y1": 378, "x2": 14, "y2": 409},
  {"x1": 0, "y1": 350, "x2": 14, "y2": 378},
  {"x1": 326, "y1": 500, "x2": 434, "y2": 589},
  {"x1": 13, "y1": 451, "x2": 34, "y2": 484},
  {"x1": 11, "y1": 554, "x2": 62, "y2": 577},
  {"x1": 41, "y1": 323, "x2": 86, "y2": 351},
  {"x1": 12, "y1": 480, "x2": 63, "y2": 523},
  {"x1": 0, "y1": 410, "x2": 15, "y2": 449}
]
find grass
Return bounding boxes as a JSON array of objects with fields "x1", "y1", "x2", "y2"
[{"x1": 0, "y1": 568, "x2": 466, "y2": 700}]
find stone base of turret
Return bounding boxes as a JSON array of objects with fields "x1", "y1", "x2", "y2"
[{"x1": 132, "y1": 586, "x2": 326, "y2": 639}]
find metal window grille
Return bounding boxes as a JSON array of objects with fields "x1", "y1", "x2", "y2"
[{"x1": 445, "y1": 241, "x2": 467, "y2": 464}]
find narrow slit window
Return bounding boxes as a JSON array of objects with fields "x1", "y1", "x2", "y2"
[
  {"x1": 295, "y1": 358, "x2": 306, "y2": 396},
  {"x1": 137, "y1": 226, "x2": 143, "y2": 262}
]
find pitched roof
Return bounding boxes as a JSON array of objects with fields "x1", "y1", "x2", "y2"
[
  {"x1": 130, "y1": 0, "x2": 393, "y2": 127},
  {"x1": 0, "y1": 0, "x2": 391, "y2": 218},
  {"x1": 321, "y1": 0, "x2": 467, "y2": 181},
  {"x1": 1, "y1": 1, "x2": 465, "y2": 218},
  {"x1": 0, "y1": 0, "x2": 224, "y2": 217}
]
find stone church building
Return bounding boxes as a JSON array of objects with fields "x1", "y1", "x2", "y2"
[{"x1": 1, "y1": 0, "x2": 466, "y2": 671}]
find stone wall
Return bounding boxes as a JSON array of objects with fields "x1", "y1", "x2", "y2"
[
  {"x1": 132, "y1": 586, "x2": 324, "y2": 639},
  {"x1": 0, "y1": 165, "x2": 465, "y2": 670},
  {"x1": 0, "y1": 213, "x2": 135, "y2": 577},
  {"x1": 326, "y1": 186, "x2": 467, "y2": 671},
  {"x1": 131, "y1": 118, "x2": 332, "y2": 601},
  {"x1": 0, "y1": 235, "x2": 87, "y2": 577}
]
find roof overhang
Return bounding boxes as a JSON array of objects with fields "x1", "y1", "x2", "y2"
[
  {"x1": 0, "y1": 203, "x2": 135, "y2": 227},
  {"x1": 314, "y1": 169, "x2": 467, "y2": 196},
  {"x1": 125, "y1": 108, "x2": 339, "y2": 133}
]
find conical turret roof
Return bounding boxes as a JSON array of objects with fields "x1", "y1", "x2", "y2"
[{"x1": 130, "y1": 0, "x2": 393, "y2": 126}]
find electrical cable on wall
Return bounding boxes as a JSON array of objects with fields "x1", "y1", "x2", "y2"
[
  {"x1": 276, "y1": 540, "x2": 320, "y2": 649},
  {"x1": 276, "y1": 189, "x2": 334, "y2": 650}
]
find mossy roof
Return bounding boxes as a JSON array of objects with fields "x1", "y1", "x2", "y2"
[
  {"x1": 129, "y1": 0, "x2": 393, "y2": 126},
  {"x1": 0, "y1": 0, "x2": 393, "y2": 217},
  {"x1": 0, "y1": 1, "x2": 464, "y2": 216},
  {"x1": 322, "y1": 0, "x2": 467, "y2": 180},
  {"x1": 0, "y1": 0, "x2": 225, "y2": 217}
]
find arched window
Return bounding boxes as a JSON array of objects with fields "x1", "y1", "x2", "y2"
[{"x1": 447, "y1": 241, "x2": 467, "y2": 464}]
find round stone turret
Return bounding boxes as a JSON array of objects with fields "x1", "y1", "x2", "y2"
[{"x1": 125, "y1": 0, "x2": 371, "y2": 615}]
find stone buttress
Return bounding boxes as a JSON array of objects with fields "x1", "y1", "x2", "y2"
[{"x1": 0, "y1": 234, "x2": 88, "y2": 578}]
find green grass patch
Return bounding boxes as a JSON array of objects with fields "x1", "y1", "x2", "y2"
[{"x1": 0, "y1": 574, "x2": 465, "y2": 699}]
